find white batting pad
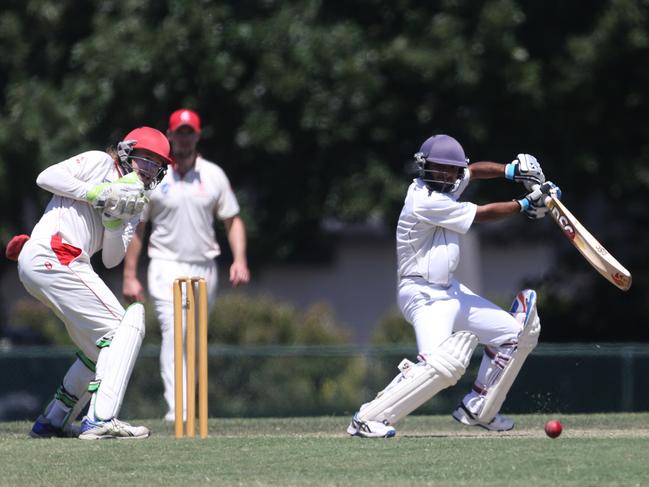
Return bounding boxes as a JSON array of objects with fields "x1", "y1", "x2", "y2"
[
  {"x1": 476, "y1": 289, "x2": 541, "y2": 423},
  {"x1": 92, "y1": 303, "x2": 145, "y2": 421},
  {"x1": 358, "y1": 331, "x2": 478, "y2": 425}
]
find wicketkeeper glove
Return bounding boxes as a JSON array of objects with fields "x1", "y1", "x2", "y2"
[
  {"x1": 101, "y1": 194, "x2": 149, "y2": 219},
  {"x1": 101, "y1": 213, "x2": 124, "y2": 231},
  {"x1": 86, "y1": 172, "x2": 147, "y2": 219},
  {"x1": 505, "y1": 154, "x2": 546, "y2": 191}
]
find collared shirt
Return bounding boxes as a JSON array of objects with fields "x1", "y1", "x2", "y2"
[
  {"x1": 396, "y1": 174, "x2": 476, "y2": 286},
  {"x1": 144, "y1": 155, "x2": 240, "y2": 262},
  {"x1": 31, "y1": 151, "x2": 138, "y2": 266}
]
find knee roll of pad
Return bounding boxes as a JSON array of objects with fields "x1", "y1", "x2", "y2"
[
  {"x1": 476, "y1": 289, "x2": 541, "y2": 423},
  {"x1": 358, "y1": 331, "x2": 478, "y2": 425}
]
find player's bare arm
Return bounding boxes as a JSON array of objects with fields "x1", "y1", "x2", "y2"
[
  {"x1": 223, "y1": 215, "x2": 250, "y2": 287},
  {"x1": 470, "y1": 154, "x2": 545, "y2": 184},
  {"x1": 474, "y1": 201, "x2": 521, "y2": 222},
  {"x1": 467, "y1": 161, "x2": 506, "y2": 180},
  {"x1": 475, "y1": 182, "x2": 560, "y2": 223}
]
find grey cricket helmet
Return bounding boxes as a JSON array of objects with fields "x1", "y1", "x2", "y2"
[
  {"x1": 413, "y1": 134, "x2": 469, "y2": 193},
  {"x1": 415, "y1": 134, "x2": 468, "y2": 167}
]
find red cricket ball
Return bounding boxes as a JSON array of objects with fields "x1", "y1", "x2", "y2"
[{"x1": 544, "y1": 420, "x2": 563, "y2": 438}]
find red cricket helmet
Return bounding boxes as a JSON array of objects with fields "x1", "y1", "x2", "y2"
[{"x1": 123, "y1": 127, "x2": 173, "y2": 165}]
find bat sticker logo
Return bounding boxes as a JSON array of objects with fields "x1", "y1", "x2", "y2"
[
  {"x1": 551, "y1": 208, "x2": 575, "y2": 240},
  {"x1": 548, "y1": 195, "x2": 631, "y2": 291},
  {"x1": 613, "y1": 272, "x2": 629, "y2": 286}
]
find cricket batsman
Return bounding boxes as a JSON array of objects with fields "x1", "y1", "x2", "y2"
[
  {"x1": 347, "y1": 134, "x2": 560, "y2": 437},
  {"x1": 7, "y1": 126, "x2": 172, "y2": 439}
]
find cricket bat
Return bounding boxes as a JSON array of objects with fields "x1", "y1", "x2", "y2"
[{"x1": 545, "y1": 195, "x2": 632, "y2": 291}]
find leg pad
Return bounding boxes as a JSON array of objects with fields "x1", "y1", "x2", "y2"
[
  {"x1": 358, "y1": 331, "x2": 478, "y2": 425},
  {"x1": 90, "y1": 303, "x2": 145, "y2": 420},
  {"x1": 476, "y1": 289, "x2": 540, "y2": 423}
]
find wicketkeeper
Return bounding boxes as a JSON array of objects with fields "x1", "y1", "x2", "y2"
[
  {"x1": 8, "y1": 126, "x2": 171, "y2": 439},
  {"x1": 347, "y1": 134, "x2": 560, "y2": 438}
]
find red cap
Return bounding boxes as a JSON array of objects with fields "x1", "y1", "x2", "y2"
[
  {"x1": 123, "y1": 127, "x2": 173, "y2": 165},
  {"x1": 168, "y1": 109, "x2": 201, "y2": 133}
]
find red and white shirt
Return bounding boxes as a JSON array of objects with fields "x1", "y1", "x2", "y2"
[{"x1": 30, "y1": 150, "x2": 140, "y2": 267}]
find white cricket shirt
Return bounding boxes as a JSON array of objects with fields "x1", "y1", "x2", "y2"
[
  {"x1": 31, "y1": 150, "x2": 138, "y2": 265},
  {"x1": 144, "y1": 156, "x2": 240, "y2": 263},
  {"x1": 396, "y1": 174, "x2": 476, "y2": 286}
]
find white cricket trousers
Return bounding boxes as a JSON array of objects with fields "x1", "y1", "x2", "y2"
[
  {"x1": 17, "y1": 237, "x2": 124, "y2": 423},
  {"x1": 147, "y1": 257, "x2": 218, "y2": 420},
  {"x1": 17, "y1": 238, "x2": 124, "y2": 361},
  {"x1": 398, "y1": 278, "x2": 524, "y2": 413},
  {"x1": 398, "y1": 278, "x2": 520, "y2": 353}
]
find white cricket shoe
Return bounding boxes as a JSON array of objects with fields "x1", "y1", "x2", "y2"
[
  {"x1": 452, "y1": 404, "x2": 514, "y2": 432},
  {"x1": 346, "y1": 413, "x2": 396, "y2": 438},
  {"x1": 78, "y1": 417, "x2": 150, "y2": 440}
]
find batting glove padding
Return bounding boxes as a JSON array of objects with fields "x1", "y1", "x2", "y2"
[
  {"x1": 539, "y1": 181, "x2": 562, "y2": 200},
  {"x1": 517, "y1": 181, "x2": 561, "y2": 220},
  {"x1": 505, "y1": 154, "x2": 546, "y2": 191}
]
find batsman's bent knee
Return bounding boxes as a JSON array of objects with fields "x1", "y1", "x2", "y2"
[
  {"x1": 476, "y1": 289, "x2": 541, "y2": 423},
  {"x1": 358, "y1": 331, "x2": 478, "y2": 425}
]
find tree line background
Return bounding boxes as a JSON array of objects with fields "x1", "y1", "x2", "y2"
[{"x1": 0, "y1": 0, "x2": 647, "y2": 342}]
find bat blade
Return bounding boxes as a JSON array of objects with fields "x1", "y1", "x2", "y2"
[{"x1": 546, "y1": 195, "x2": 632, "y2": 291}]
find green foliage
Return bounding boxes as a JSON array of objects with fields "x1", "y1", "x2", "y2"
[
  {"x1": 370, "y1": 306, "x2": 414, "y2": 346},
  {"x1": 1, "y1": 0, "x2": 648, "y2": 340},
  {"x1": 143, "y1": 293, "x2": 352, "y2": 345},
  {"x1": 129, "y1": 293, "x2": 363, "y2": 417},
  {"x1": 205, "y1": 295, "x2": 359, "y2": 416},
  {"x1": 6, "y1": 299, "x2": 72, "y2": 345},
  {"x1": 213, "y1": 294, "x2": 316, "y2": 344}
]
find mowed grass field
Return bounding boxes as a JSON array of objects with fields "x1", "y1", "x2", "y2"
[{"x1": 1, "y1": 413, "x2": 648, "y2": 486}]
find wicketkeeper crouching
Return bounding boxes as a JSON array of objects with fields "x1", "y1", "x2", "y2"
[
  {"x1": 347, "y1": 135, "x2": 560, "y2": 438},
  {"x1": 6, "y1": 127, "x2": 172, "y2": 439}
]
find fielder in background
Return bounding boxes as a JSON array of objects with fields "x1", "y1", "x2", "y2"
[
  {"x1": 122, "y1": 108, "x2": 250, "y2": 421},
  {"x1": 347, "y1": 134, "x2": 560, "y2": 438},
  {"x1": 9, "y1": 126, "x2": 172, "y2": 439}
]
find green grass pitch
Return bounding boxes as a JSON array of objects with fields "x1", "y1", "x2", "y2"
[{"x1": 1, "y1": 414, "x2": 648, "y2": 486}]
